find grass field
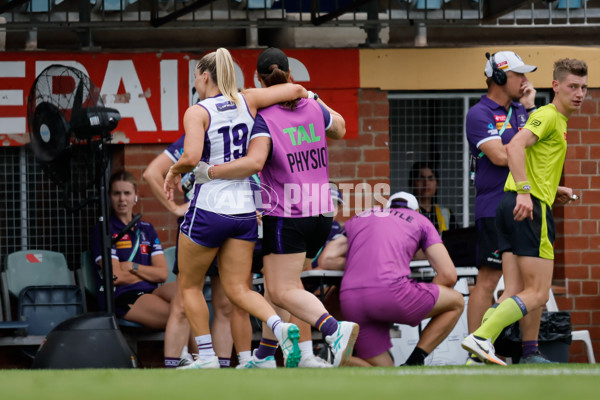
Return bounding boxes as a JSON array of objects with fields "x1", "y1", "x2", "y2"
[{"x1": 1, "y1": 365, "x2": 599, "y2": 400}]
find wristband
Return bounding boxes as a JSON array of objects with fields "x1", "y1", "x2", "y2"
[
  {"x1": 526, "y1": 106, "x2": 537, "y2": 113},
  {"x1": 132, "y1": 263, "x2": 139, "y2": 272},
  {"x1": 193, "y1": 162, "x2": 213, "y2": 183},
  {"x1": 516, "y1": 181, "x2": 531, "y2": 194},
  {"x1": 307, "y1": 91, "x2": 319, "y2": 100}
]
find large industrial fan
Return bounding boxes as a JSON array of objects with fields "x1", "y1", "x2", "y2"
[{"x1": 25, "y1": 64, "x2": 137, "y2": 369}]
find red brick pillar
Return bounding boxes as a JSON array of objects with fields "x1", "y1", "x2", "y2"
[
  {"x1": 327, "y1": 88, "x2": 391, "y2": 221},
  {"x1": 124, "y1": 143, "x2": 181, "y2": 248},
  {"x1": 555, "y1": 88, "x2": 600, "y2": 362}
]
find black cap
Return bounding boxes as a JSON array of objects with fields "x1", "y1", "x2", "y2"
[{"x1": 257, "y1": 47, "x2": 289, "y2": 75}]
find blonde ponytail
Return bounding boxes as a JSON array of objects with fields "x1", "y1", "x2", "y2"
[
  {"x1": 215, "y1": 48, "x2": 240, "y2": 108},
  {"x1": 196, "y1": 48, "x2": 240, "y2": 108}
]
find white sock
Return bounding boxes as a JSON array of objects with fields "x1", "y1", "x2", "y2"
[
  {"x1": 299, "y1": 340, "x2": 313, "y2": 358},
  {"x1": 238, "y1": 350, "x2": 251, "y2": 364},
  {"x1": 195, "y1": 334, "x2": 216, "y2": 361},
  {"x1": 180, "y1": 345, "x2": 189, "y2": 359},
  {"x1": 266, "y1": 315, "x2": 283, "y2": 342}
]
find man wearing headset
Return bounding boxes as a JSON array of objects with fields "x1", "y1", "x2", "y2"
[{"x1": 465, "y1": 51, "x2": 544, "y2": 364}]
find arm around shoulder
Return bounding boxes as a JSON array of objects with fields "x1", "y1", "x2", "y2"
[
  {"x1": 243, "y1": 84, "x2": 307, "y2": 111},
  {"x1": 318, "y1": 98, "x2": 345, "y2": 139}
]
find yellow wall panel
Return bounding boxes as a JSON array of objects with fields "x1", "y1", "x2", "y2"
[{"x1": 360, "y1": 46, "x2": 600, "y2": 90}]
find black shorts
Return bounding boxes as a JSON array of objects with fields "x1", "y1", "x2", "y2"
[
  {"x1": 476, "y1": 217, "x2": 503, "y2": 270},
  {"x1": 262, "y1": 214, "x2": 332, "y2": 259},
  {"x1": 115, "y1": 288, "x2": 153, "y2": 318},
  {"x1": 496, "y1": 191, "x2": 555, "y2": 260}
]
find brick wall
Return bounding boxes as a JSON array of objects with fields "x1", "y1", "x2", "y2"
[
  {"x1": 554, "y1": 88, "x2": 600, "y2": 363},
  {"x1": 123, "y1": 144, "x2": 183, "y2": 249},
  {"x1": 327, "y1": 89, "x2": 391, "y2": 222}
]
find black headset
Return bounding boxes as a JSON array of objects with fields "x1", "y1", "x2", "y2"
[{"x1": 486, "y1": 52, "x2": 507, "y2": 86}]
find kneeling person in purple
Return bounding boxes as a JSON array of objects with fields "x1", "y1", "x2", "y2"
[{"x1": 340, "y1": 192, "x2": 464, "y2": 366}]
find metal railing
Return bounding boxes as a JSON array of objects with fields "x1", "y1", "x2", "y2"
[{"x1": 2, "y1": 0, "x2": 600, "y2": 31}]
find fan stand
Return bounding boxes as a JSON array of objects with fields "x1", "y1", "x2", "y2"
[{"x1": 32, "y1": 140, "x2": 138, "y2": 369}]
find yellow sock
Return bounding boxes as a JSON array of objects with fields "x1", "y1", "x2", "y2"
[
  {"x1": 481, "y1": 304, "x2": 498, "y2": 325},
  {"x1": 481, "y1": 304, "x2": 503, "y2": 343},
  {"x1": 473, "y1": 297, "x2": 527, "y2": 340}
]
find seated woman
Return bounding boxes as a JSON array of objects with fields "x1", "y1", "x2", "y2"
[
  {"x1": 409, "y1": 161, "x2": 456, "y2": 234},
  {"x1": 92, "y1": 170, "x2": 173, "y2": 330}
]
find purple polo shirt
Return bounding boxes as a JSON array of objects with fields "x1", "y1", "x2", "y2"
[
  {"x1": 341, "y1": 207, "x2": 442, "y2": 292},
  {"x1": 465, "y1": 95, "x2": 529, "y2": 220}
]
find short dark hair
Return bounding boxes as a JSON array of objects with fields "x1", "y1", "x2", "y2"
[{"x1": 553, "y1": 58, "x2": 588, "y2": 82}]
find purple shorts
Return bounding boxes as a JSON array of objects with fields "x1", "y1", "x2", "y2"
[
  {"x1": 180, "y1": 207, "x2": 258, "y2": 248},
  {"x1": 339, "y1": 278, "x2": 439, "y2": 360}
]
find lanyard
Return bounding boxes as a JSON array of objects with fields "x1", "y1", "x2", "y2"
[
  {"x1": 127, "y1": 229, "x2": 141, "y2": 262},
  {"x1": 478, "y1": 106, "x2": 513, "y2": 158}
]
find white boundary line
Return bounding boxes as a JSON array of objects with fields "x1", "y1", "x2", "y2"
[{"x1": 346, "y1": 367, "x2": 600, "y2": 376}]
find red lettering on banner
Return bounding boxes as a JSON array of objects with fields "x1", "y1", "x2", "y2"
[{"x1": 0, "y1": 50, "x2": 359, "y2": 145}]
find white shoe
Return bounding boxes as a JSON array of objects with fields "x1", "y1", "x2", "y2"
[
  {"x1": 325, "y1": 321, "x2": 359, "y2": 367},
  {"x1": 176, "y1": 357, "x2": 193, "y2": 368},
  {"x1": 180, "y1": 352, "x2": 195, "y2": 365},
  {"x1": 176, "y1": 355, "x2": 220, "y2": 369},
  {"x1": 236, "y1": 350, "x2": 277, "y2": 369},
  {"x1": 298, "y1": 354, "x2": 332, "y2": 368},
  {"x1": 465, "y1": 354, "x2": 485, "y2": 366},
  {"x1": 279, "y1": 322, "x2": 301, "y2": 368},
  {"x1": 461, "y1": 334, "x2": 506, "y2": 366},
  {"x1": 236, "y1": 357, "x2": 252, "y2": 369}
]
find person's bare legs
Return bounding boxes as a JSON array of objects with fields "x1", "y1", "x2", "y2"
[
  {"x1": 231, "y1": 304, "x2": 252, "y2": 360},
  {"x1": 162, "y1": 281, "x2": 191, "y2": 359},
  {"x1": 259, "y1": 287, "x2": 288, "y2": 342},
  {"x1": 500, "y1": 252, "x2": 541, "y2": 343},
  {"x1": 466, "y1": 255, "x2": 553, "y2": 364},
  {"x1": 364, "y1": 351, "x2": 394, "y2": 367},
  {"x1": 513, "y1": 256, "x2": 553, "y2": 359},
  {"x1": 209, "y1": 275, "x2": 234, "y2": 364},
  {"x1": 230, "y1": 275, "x2": 253, "y2": 365},
  {"x1": 263, "y1": 253, "x2": 327, "y2": 324},
  {"x1": 219, "y1": 239, "x2": 303, "y2": 367},
  {"x1": 264, "y1": 253, "x2": 358, "y2": 367},
  {"x1": 218, "y1": 239, "x2": 279, "y2": 322},
  {"x1": 177, "y1": 234, "x2": 218, "y2": 337},
  {"x1": 123, "y1": 293, "x2": 170, "y2": 330},
  {"x1": 417, "y1": 285, "x2": 465, "y2": 354},
  {"x1": 467, "y1": 266, "x2": 502, "y2": 333}
]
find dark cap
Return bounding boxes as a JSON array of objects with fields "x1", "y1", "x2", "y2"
[{"x1": 257, "y1": 47, "x2": 289, "y2": 75}]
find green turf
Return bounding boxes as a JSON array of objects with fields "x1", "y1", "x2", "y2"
[{"x1": 1, "y1": 365, "x2": 599, "y2": 400}]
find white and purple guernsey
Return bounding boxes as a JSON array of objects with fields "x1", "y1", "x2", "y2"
[
  {"x1": 252, "y1": 98, "x2": 334, "y2": 218},
  {"x1": 191, "y1": 94, "x2": 256, "y2": 215}
]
